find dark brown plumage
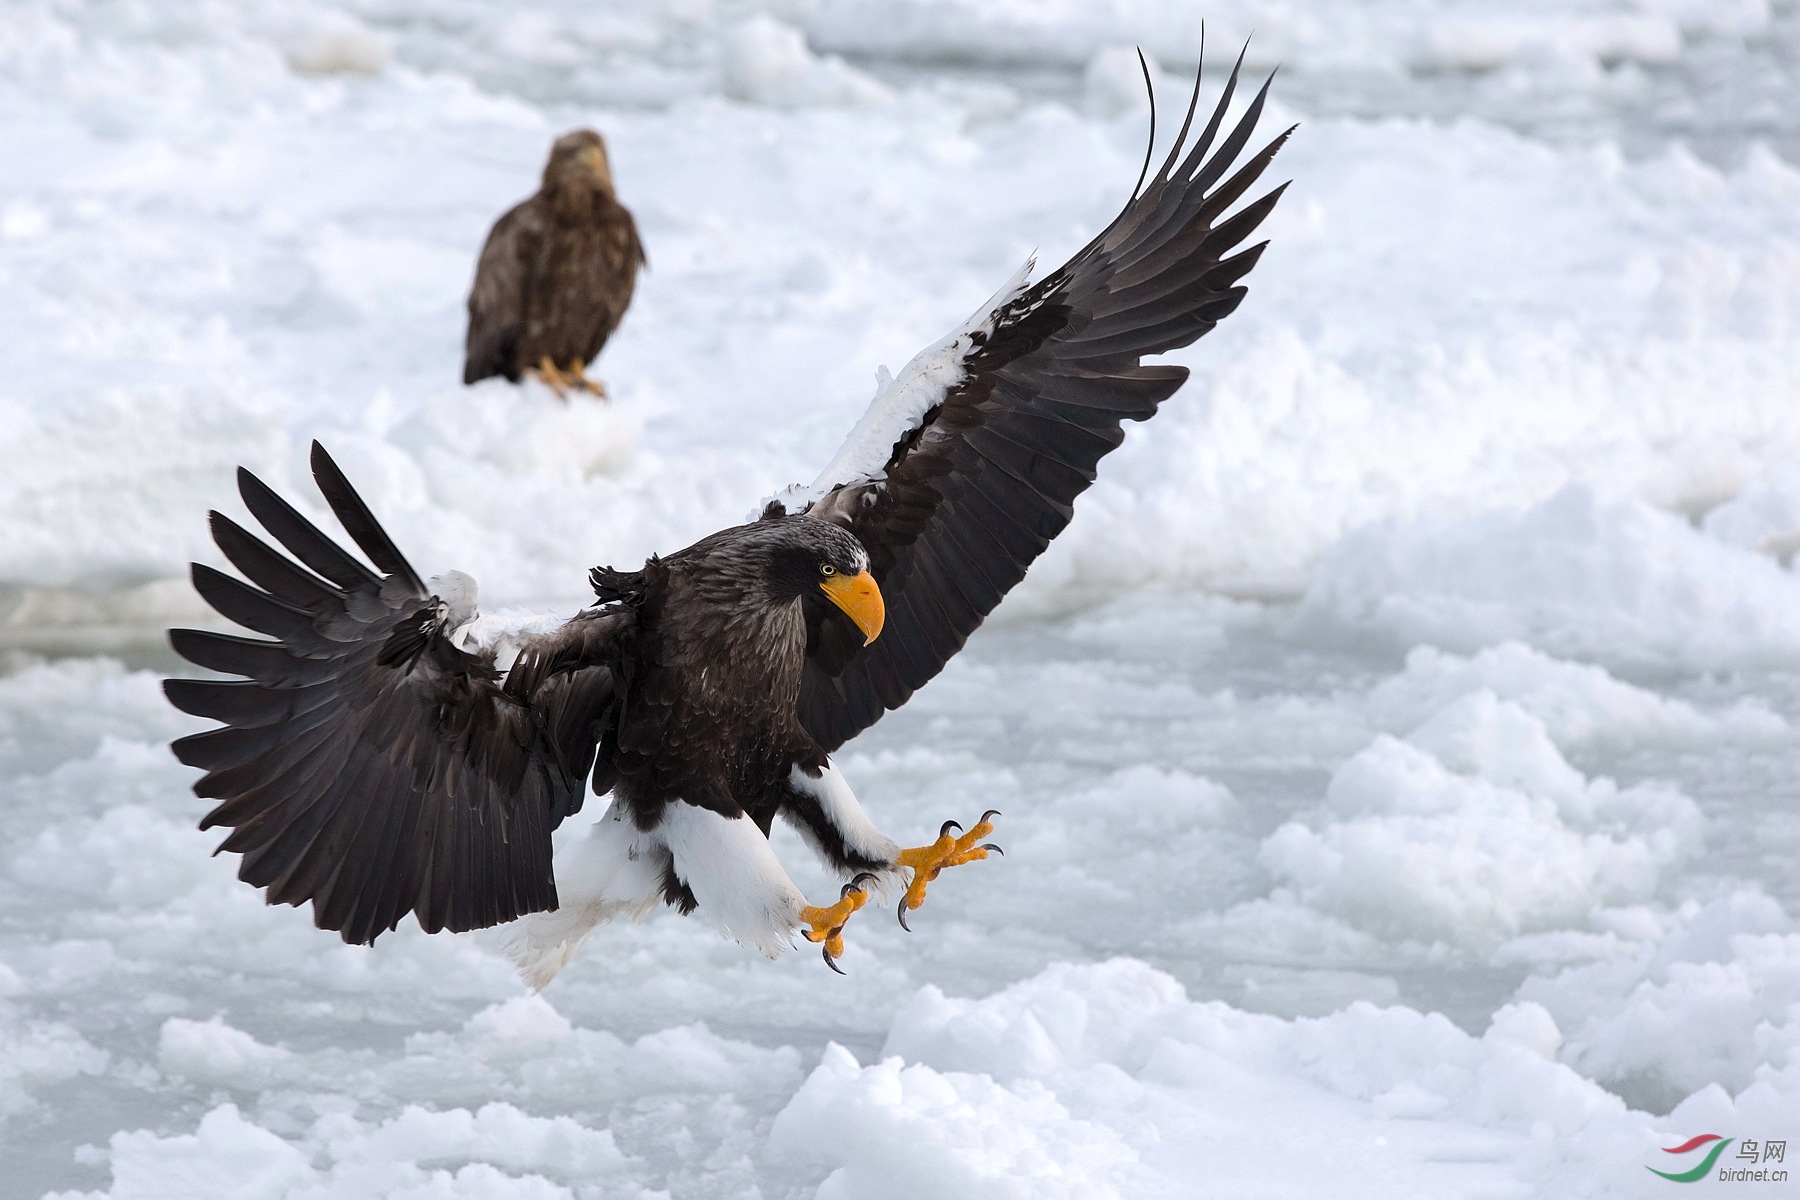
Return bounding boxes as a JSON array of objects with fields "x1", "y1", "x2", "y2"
[
  {"x1": 167, "y1": 54, "x2": 1291, "y2": 973},
  {"x1": 464, "y1": 129, "x2": 645, "y2": 397}
]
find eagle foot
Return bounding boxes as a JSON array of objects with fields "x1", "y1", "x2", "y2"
[
  {"x1": 895, "y1": 810, "x2": 1002, "y2": 931},
  {"x1": 568, "y1": 359, "x2": 607, "y2": 400},
  {"x1": 529, "y1": 356, "x2": 574, "y2": 399},
  {"x1": 529, "y1": 357, "x2": 607, "y2": 401},
  {"x1": 800, "y1": 872, "x2": 877, "y2": 974}
]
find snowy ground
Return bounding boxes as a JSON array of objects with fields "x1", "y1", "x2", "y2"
[{"x1": 5, "y1": 0, "x2": 1800, "y2": 1196}]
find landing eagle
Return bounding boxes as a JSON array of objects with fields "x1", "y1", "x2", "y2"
[{"x1": 167, "y1": 59, "x2": 1290, "y2": 982}]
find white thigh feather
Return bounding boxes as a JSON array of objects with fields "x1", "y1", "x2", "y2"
[{"x1": 661, "y1": 802, "x2": 808, "y2": 958}]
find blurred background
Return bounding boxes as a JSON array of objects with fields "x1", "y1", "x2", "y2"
[{"x1": 3, "y1": 2, "x2": 1799, "y2": 1197}]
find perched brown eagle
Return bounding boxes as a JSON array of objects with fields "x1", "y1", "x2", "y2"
[
  {"x1": 463, "y1": 129, "x2": 645, "y2": 399},
  {"x1": 167, "y1": 58, "x2": 1290, "y2": 982}
]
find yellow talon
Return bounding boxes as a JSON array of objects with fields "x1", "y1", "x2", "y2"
[
  {"x1": 800, "y1": 873, "x2": 875, "y2": 973},
  {"x1": 529, "y1": 356, "x2": 573, "y2": 399},
  {"x1": 530, "y1": 357, "x2": 607, "y2": 401},
  {"x1": 569, "y1": 358, "x2": 608, "y2": 399},
  {"x1": 895, "y1": 810, "x2": 1002, "y2": 929}
]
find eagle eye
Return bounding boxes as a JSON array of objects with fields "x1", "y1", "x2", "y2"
[{"x1": 819, "y1": 563, "x2": 837, "y2": 576}]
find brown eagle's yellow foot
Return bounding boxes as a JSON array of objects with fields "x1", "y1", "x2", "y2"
[
  {"x1": 895, "y1": 810, "x2": 1002, "y2": 931},
  {"x1": 800, "y1": 872, "x2": 877, "y2": 974},
  {"x1": 567, "y1": 359, "x2": 608, "y2": 400},
  {"x1": 528, "y1": 356, "x2": 574, "y2": 400}
]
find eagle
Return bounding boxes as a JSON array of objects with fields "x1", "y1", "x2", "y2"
[
  {"x1": 166, "y1": 57, "x2": 1290, "y2": 983},
  {"x1": 463, "y1": 129, "x2": 645, "y2": 399}
]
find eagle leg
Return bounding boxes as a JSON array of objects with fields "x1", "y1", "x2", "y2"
[
  {"x1": 800, "y1": 872, "x2": 877, "y2": 973},
  {"x1": 894, "y1": 810, "x2": 1002, "y2": 930}
]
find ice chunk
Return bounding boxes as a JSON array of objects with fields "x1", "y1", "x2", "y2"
[
  {"x1": 157, "y1": 1018, "x2": 297, "y2": 1090},
  {"x1": 769, "y1": 1042, "x2": 1143, "y2": 1200},
  {"x1": 1259, "y1": 694, "x2": 1702, "y2": 946},
  {"x1": 1302, "y1": 484, "x2": 1800, "y2": 671},
  {"x1": 84, "y1": 1105, "x2": 313, "y2": 1200},
  {"x1": 1704, "y1": 456, "x2": 1800, "y2": 558},
  {"x1": 721, "y1": 17, "x2": 889, "y2": 108},
  {"x1": 263, "y1": 12, "x2": 392, "y2": 76},
  {"x1": 0, "y1": 1021, "x2": 109, "y2": 1122},
  {"x1": 1521, "y1": 891, "x2": 1800, "y2": 1112},
  {"x1": 71, "y1": 1101, "x2": 629, "y2": 1199},
  {"x1": 1367, "y1": 642, "x2": 1786, "y2": 751},
  {"x1": 774, "y1": 960, "x2": 1653, "y2": 1197}
]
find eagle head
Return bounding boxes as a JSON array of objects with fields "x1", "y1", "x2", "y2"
[
  {"x1": 772, "y1": 519, "x2": 882, "y2": 646},
  {"x1": 684, "y1": 518, "x2": 884, "y2": 647},
  {"x1": 544, "y1": 129, "x2": 614, "y2": 196}
]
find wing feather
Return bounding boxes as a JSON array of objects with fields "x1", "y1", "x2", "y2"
[
  {"x1": 925, "y1": 525, "x2": 1010, "y2": 613},
  {"x1": 169, "y1": 628, "x2": 335, "y2": 683},
  {"x1": 464, "y1": 202, "x2": 539, "y2": 385},
  {"x1": 795, "y1": 50, "x2": 1291, "y2": 750},
  {"x1": 189, "y1": 565, "x2": 315, "y2": 641},
  {"x1": 166, "y1": 441, "x2": 628, "y2": 944},
  {"x1": 173, "y1": 715, "x2": 325, "y2": 774},
  {"x1": 309, "y1": 443, "x2": 427, "y2": 593},
  {"x1": 236, "y1": 467, "x2": 380, "y2": 591},
  {"x1": 167, "y1": 678, "x2": 303, "y2": 728},
  {"x1": 209, "y1": 513, "x2": 339, "y2": 610}
]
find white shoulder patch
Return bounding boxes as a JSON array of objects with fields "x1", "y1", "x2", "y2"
[
  {"x1": 761, "y1": 256, "x2": 1036, "y2": 518},
  {"x1": 426, "y1": 570, "x2": 479, "y2": 633}
]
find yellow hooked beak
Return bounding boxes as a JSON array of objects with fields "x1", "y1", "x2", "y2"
[{"x1": 820, "y1": 570, "x2": 884, "y2": 646}]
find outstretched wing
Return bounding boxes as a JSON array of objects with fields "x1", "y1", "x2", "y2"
[
  {"x1": 778, "y1": 50, "x2": 1291, "y2": 751},
  {"x1": 165, "y1": 441, "x2": 625, "y2": 944}
]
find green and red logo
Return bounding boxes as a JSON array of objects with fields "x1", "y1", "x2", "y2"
[
  {"x1": 1650, "y1": 1134, "x2": 1788, "y2": 1183},
  {"x1": 1649, "y1": 1135, "x2": 1734, "y2": 1182}
]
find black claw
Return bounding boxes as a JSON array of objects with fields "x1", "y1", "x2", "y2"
[
  {"x1": 939, "y1": 819, "x2": 963, "y2": 838},
  {"x1": 897, "y1": 896, "x2": 912, "y2": 931},
  {"x1": 981, "y1": 843, "x2": 1003, "y2": 856},
  {"x1": 822, "y1": 945, "x2": 845, "y2": 975},
  {"x1": 850, "y1": 871, "x2": 879, "y2": 892},
  {"x1": 979, "y1": 809, "x2": 1002, "y2": 824}
]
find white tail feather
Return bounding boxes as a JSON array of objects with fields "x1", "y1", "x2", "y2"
[{"x1": 502, "y1": 800, "x2": 669, "y2": 990}]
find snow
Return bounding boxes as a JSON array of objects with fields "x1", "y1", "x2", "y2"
[
  {"x1": 1300, "y1": 484, "x2": 1800, "y2": 671},
  {"x1": 1522, "y1": 890, "x2": 1800, "y2": 1112},
  {"x1": 773, "y1": 960, "x2": 1655, "y2": 1198},
  {"x1": 1260, "y1": 693, "x2": 1704, "y2": 944},
  {"x1": 721, "y1": 16, "x2": 890, "y2": 110},
  {"x1": 5, "y1": 0, "x2": 1800, "y2": 1196}
]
